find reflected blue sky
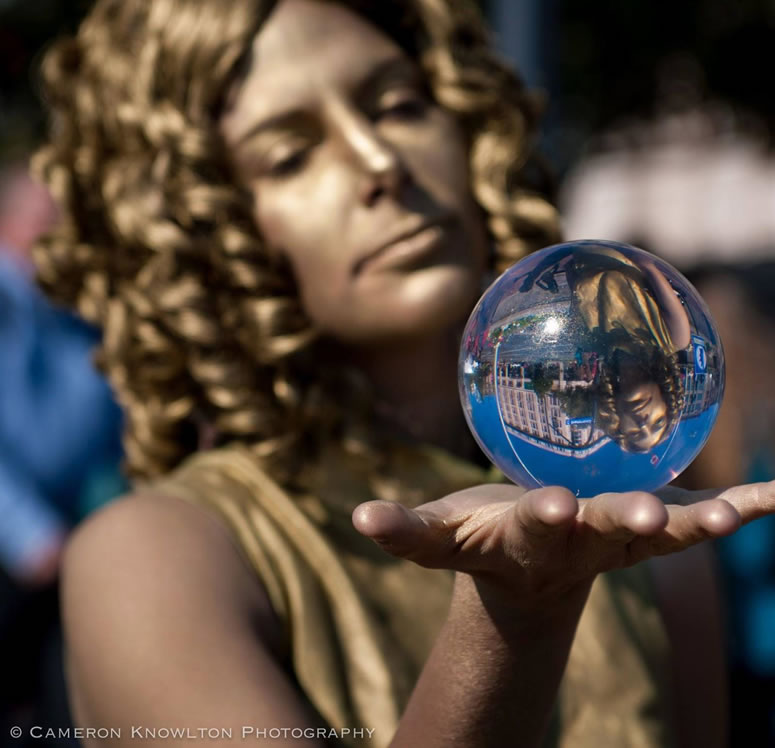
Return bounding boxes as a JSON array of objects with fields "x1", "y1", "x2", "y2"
[{"x1": 466, "y1": 393, "x2": 720, "y2": 496}]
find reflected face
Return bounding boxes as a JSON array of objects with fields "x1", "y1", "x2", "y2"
[
  {"x1": 615, "y1": 381, "x2": 670, "y2": 451},
  {"x1": 219, "y1": 0, "x2": 488, "y2": 344}
]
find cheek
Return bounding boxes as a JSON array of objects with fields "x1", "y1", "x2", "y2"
[
  {"x1": 408, "y1": 116, "x2": 471, "y2": 201},
  {"x1": 250, "y1": 180, "x2": 353, "y2": 326},
  {"x1": 404, "y1": 116, "x2": 487, "y2": 260},
  {"x1": 253, "y1": 177, "x2": 320, "y2": 253}
]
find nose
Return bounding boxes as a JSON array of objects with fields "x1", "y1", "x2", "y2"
[
  {"x1": 634, "y1": 412, "x2": 648, "y2": 427},
  {"x1": 358, "y1": 145, "x2": 407, "y2": 207},
  {"x1": 329, "y1": 102, "x2": 408, "y2": 206}
]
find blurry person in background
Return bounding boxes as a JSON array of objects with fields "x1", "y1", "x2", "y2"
[
  {"x1": 0, "y1": 163, "x2": 126, "y2": 744},
  {"x1": 560, "y1": 99, "x2": 775, "y2": 745}
]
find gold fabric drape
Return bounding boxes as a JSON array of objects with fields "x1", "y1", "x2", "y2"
[{"x1": 151, "y1": 442, "x2": 676, "y2": 748}]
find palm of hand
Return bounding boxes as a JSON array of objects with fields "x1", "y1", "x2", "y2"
[{"x1": 353, "y1": 481, "x2": 762, "y2": 608}]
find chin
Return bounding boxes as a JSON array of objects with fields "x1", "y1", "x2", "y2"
[{"x1": 342, "y1": 267, "x2": 482, "y2": 344}]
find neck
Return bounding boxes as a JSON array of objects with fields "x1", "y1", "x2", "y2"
[{"x1": 347, "y1": 326, "x2": 480, "y2": 461}]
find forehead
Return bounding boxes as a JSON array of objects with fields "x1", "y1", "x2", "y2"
[{"x1": 225, "y1": 0, "x2": 409, "y2": 124}]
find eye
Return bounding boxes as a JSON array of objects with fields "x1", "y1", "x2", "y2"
[
  {"x1": 267, "y1": 147, "x2": 309, "y2": 178},
  {"x1": 375, "y1": 88, "x2": 429, "y2": 121},
  {"x1": 381, "y1": 98, "x2": 425, "y2": 119}
]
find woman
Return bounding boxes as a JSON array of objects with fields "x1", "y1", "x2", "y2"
[{"x1": 32, "y1": 1, "x2": 771, "y2": 746}]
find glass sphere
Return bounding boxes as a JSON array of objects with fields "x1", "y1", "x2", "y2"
[{"x1": 459, "y1": 240, "x2": 725, "y2": 496}]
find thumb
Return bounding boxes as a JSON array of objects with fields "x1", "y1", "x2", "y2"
[{"x1": 352, "y1": 500, "x2": 444, "y2": 563}]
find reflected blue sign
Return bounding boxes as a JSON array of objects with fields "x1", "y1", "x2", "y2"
[{"x1": 693, "y1": 335, "x2": 707, "y2": 373}]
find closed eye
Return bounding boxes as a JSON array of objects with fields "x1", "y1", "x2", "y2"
[
  {"x1": 267, "y1": 148, "x2": 309, "y2": 177},
  {"x1": 377, "y1": 97, "x2": 427, "y2": 121}
]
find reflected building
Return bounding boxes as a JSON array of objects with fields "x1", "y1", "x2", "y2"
[
  {"x1": 495, "y1": 366, "x2": 609, "y2": 458},
  {"x1": 677, "y1": 346, "x2": 723, "y2": 418},
  {"x1": 681, "y1": 366, "x2": 721, "y2": 417},
  {"x1": 493, "y1": 343, "x2": 720, "y2": 462}
]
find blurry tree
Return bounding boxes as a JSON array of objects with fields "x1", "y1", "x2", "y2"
[
  {"x1": 531, "y1": 366, "x2": 553, "y2": 396},
  {"x1": 558, "y1": 386, "x2": 593, "y2": 419}
]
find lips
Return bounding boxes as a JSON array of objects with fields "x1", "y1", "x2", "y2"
[{"x1": 354, "y1": 216, "x2": 453, "y2": 275}]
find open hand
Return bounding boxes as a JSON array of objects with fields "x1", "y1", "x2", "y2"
[{"x1": 352, "y1": 481, "x2": 772, "y2": 608}]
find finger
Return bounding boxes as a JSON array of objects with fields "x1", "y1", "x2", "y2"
[
  {"x1": 431, "y1": 487, "x2": 579, "y2": 574},
  {"x1": 513, "y1": 486, "x2": 579, "y2": 541},
  {"x1": 706, "y1": 481, "x2": 775, "y2": 525},
  {"x1": 579, "y1": 491, "x2": 669, "y2": 542},
  {"x1": 352, "y1": 500, "x2": 432, "y2": 552},
  {"x1": 661, "y1": 480, "x2": 775, "y2": 526},
  {"x1": 358, "y1": 483, "x2": 525, "y2": 546},
  {"x1": 352, "y1": 496, "x2": 496, "y2": 567},
  {"x1": 627, "y1": 499, "x2": 741, "y2": 560},
  {"x1": 352, "y1": 484, "x2": 532, "y2": 568}
]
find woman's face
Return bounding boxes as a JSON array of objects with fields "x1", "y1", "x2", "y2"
[
  {"x1": 615, "y1": 380, "x2": 670, "y2": 452},
  {"x1": 219, "y1": 0, "x2": 488, "y2": 344}
]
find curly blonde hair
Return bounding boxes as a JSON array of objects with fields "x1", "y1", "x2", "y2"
[{"x1": 32, "y1": 0, "x2": 562, "y2": 483}]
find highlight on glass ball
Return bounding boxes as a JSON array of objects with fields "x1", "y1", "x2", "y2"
[{"x1": 459, "y1": 240, "x2": 725, "y2": 496}]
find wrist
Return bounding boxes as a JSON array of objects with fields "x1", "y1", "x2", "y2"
[{"x1": 450, "y1": 571, "x2": 592, "y2": 636}]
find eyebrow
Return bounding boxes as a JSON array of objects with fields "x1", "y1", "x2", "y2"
[{"x1": 232, "y1": 55, "x2": 420, "y2": 147}]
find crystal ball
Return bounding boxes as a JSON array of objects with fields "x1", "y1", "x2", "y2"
[{"x1": 459, "y1": 240, "x2": 725, "y2": 496}]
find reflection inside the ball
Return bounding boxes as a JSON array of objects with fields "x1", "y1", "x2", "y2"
[
  {"x1": 600, "y1": 350, "x2": 681, "y2": 452},
  {"x1": 505, "y1": 243, "x2": 689, "y2": 453},
  {"x1": 460, "y1": 240, "x2": 724, "y2": 495},
  {"x1": 614, "y1": 380, "x2": 670, "y2": 452}
]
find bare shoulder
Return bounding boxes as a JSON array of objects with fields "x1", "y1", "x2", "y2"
[
  {"x1": 63, "y1": 490, "x2": 276, "y2": 635},
  {"x1": 61, "y1": 491, "x2": 324, "y2": 744}
]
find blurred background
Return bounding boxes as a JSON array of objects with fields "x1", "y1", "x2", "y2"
[{"x1": 1, "y1": 0, "x2": 774, "y2": 745}]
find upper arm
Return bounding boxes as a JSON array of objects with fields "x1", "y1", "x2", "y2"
[
  {"x1": 61, "y1": 493, "x2": 328, "y2": 747},
  {"x1": 643, "y1": 263, "x2": 691, "y2": 351},
  {"x1": 648, "y1": 542, "x2": 728, "y2": 748}
]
